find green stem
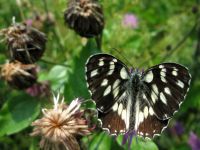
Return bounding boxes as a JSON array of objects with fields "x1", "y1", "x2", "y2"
[{"x1": 40, "y1": 58, "x2": 70, "y2": 68}]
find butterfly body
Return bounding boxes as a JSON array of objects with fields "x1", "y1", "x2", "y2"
[{"x1": 85, "y1": 53, "x2": 191, "y2": 138}]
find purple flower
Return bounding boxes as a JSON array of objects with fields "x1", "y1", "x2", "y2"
[
  {"x1": 26, "y1": 81, "x2": 50, "y2": 98},
  {"x1": 170, "y1": 122, "x2": 184, "y2": 136},
  {"x1": 122, "y1": 130, "x2": 136, "y2": 149},
  {"x1": 122, "y1": 13, "x2": 138, "y2": 29},
  {"x1": 188, "y1": 132, "x2": 200, "y2": 150}
]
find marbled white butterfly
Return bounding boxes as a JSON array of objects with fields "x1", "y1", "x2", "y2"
[{"x1": 85, "y1": 53, "x2": 191, "y2": 138}]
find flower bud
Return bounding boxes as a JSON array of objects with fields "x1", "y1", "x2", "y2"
[{"x1": 64, "y1": 0, "x2": 104, "y2": 38}]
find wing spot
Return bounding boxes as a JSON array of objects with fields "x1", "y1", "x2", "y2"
[
  {"x1": 172, "y1": 70, "x2": 178, "y2": 76},
  {"x1": 164, "y1": 87, "x2": 171, "y2": 95},
  {"x1": 173, "y1": 67, "x2": 178, "y2": 71},
  {"x1": 149, "y1": 107, "x2": 154, "y2": 115},
  {"x1": 107, "y1": 69, "x2": 114, "y2": 75},
  {"x1": 121, "y1": 109, "x2": 126, "y2": 122},
  {"x1": 120, "y1": 67, "x2": 129, "y2": 79},
  {"x1": 160, "y1": 92, "x2": 167, "y2": 105},
  {"x1": 113, "y1": 79, "x2": 120, "y2": 89},
  {"x1": 119, "y1": 92, "x2": 127, "y2": 100},
  {"x1": 103, "y1": 85, "x2": 111, "y2": 96},
  {"x1": 152, "y1": 84, "x2": 159, "y2": 95},
  {"x1": 139, "y1": 112, "x2": 144, "y2": 123},
  {"x1": 101, "y1": 79, "x2": 108, "y2": 86},
  {"x1": 161, "y1": 68, "x2": 166, "y2": 73},
  {"x1": 159, "y1": 65, "x2": 164, "y2": 69},
  {"x1": 143, "y1": 93, "x2": 147, "y2": 100},
  {"x1": 113, "y1": 79, "x2": 120, "y2": 98},
  {"x1": 144, "y1": 71, "x2": 154, "y2": 83},
  {"x1": 112, "y1": 103, "x2": 118, "y2": 111},
  {"x1": 98, "y1": 60, "x2": 104, "y2": 66},
  {"x1": 90, "y1": 69, "x2": 98, "y2": 77},
  {"x1": 113, "y1": 87, "x2": 119, "y2": 98},
  {"x1": 151, "y1": 91, "x2": 157, "y2": 103},
  {"x1": 118, "y1": 103, "x2": 123, "y2": 115},
  {"x1": 160, "y1": 70, "x2": 166, "y2": 77},
  {"x1": 143, "y1": 106, "x2": 148, "y2": 119},
  {"x1": 177, "y1": 80, "x2": 184, "y2": 88},
  {"x1": 86, "y1": 82, "x2": 89, "y2": 88},
  {"x1": 139, "y1": 132, "x2": 144, "y2": 135},
  {"x1": 107, "y1": 64, "x2": 115, "y2": 75},
  {"x1": 110, "y1": 61, "x2": 114, "y2": 65},
  {"x1": 161, "y1": 76, "x2": 167, "y2": 83},
  {"x1": 113, "y1": 58, "x2": 118, "y2": 62}
]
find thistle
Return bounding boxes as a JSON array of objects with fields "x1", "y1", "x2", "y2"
[
  {"x1": 64, "y1": 0, "x2": 104, "y2": 38},
  {"x1": 0, "y1": 19, "x2": 47, "y2": 64},
  {"x1": 31, "y1": 94, "x2": 94, "y2": 150}
]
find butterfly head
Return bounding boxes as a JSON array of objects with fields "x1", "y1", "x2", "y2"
[{"x1": 130, "y1": 69, "x2": 142, "y2": 87}]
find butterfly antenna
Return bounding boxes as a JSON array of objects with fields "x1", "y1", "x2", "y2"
[{"x1": 110, "y1": 47, "x2": 134, "y2": 69}]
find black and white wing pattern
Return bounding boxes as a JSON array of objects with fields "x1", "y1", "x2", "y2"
[
  {"x1": 85, "y1": 53, "x2": 191, "y2": 138},
  {"x1": 86, "y1": 54, "x2": 130, "y2": 133}
]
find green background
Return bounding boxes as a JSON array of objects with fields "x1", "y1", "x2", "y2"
[{"x1": 0, "y1": 0, "x2": 200, "y2": 149}]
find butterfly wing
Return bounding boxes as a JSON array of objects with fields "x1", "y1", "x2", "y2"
[
  {"x1": 86, "y1": 53, "x2": 130, "y2": 112},
  {"x1": 85, "y1": 54, "x2": 131, "y2": 134},
  {"x1": 133, "y1": 90, "x2": 169, "y2": 138},
  {"x1": 141, "y1": 63, "x2": 191, "y2": 120},
  {"x1": 135, "y1": 63, "x2": 191, "y2": 138}
]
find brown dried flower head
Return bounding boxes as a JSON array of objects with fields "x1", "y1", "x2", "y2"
[
  {"x1": 0, "y1": 21, "x2": 47, "y2": 64},
  {"x1": 31, "y1": 94, "x2": 93, "y2": 150},
  {"x1": 64, "y1": 0, "x2": 104, "y2": 38},
  {"x1": 0, "y1": 61, "x2": 37, "y2": 89}
]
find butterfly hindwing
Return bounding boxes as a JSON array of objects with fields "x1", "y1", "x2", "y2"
[
  {"x1": 133, "y1": 90, "x2": 169, "y2": 138},
  {"x1": 99, "y1": 100, "x2": 129, "y2": 134}
]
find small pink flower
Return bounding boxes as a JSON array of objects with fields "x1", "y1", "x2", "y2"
[
  {"x1": 188, "y1": 132, "x2": 200, "y2": 150},
  {"x1": 122, "y1": 13, "x2": 138, "y2": 29}
]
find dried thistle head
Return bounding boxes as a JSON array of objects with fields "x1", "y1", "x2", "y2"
[
  {"x1": 0, "y1": 22, "x2": 47, "y2": 64},
  {"x1": 0, "y1": 61, "x2": 37, "y2": 89},
  {"x1": 64, "y1": 0, "x2": 104, "y2": 38},
  {"x1": 31, "y1": 94, "x2": 94, "y2": 150}
]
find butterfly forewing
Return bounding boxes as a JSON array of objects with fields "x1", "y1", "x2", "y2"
[
  {"x1": 85, "y1": 54, "x2": 130, "y2": 113},
  {"x1": 141, "y1": 63, "x2": 191, "y2": 120}
]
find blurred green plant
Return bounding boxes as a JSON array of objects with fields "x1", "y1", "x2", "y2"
[{"x1": 0, "y1": 0, "x2": 199, "y2": 149}]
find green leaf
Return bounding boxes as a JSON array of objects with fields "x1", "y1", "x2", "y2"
[
  {"x1": 83, "y1": 132, "x2": 124, "y2": 150},
  {"x1": 117, "y1": 135, "x2": 158, "y2": 150},
  {"x1": 180, "y1": 80, "x2": 200, "y2": 113},
  {"x1": 47, "y1": 64, "x2": 70, "y2": 92},
  {"x1": 0, "y1": 93, "x2": 41, "y2": 137},
  {"x1": 64, "y1": 39, "x2": 101, "y2": 101}
]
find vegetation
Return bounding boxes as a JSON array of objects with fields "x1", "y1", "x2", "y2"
[{"x1": 0, "y1": 0, "x2": 199, "y2": 149}]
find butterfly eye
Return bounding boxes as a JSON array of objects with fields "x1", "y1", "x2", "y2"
[{"x1": 85, "y1": 53, "x2": 191, "y2": 138}]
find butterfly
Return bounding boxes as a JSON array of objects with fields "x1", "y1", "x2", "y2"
[{"x1": 85, "y1": 53, "x2": 191, "y2": 138}]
